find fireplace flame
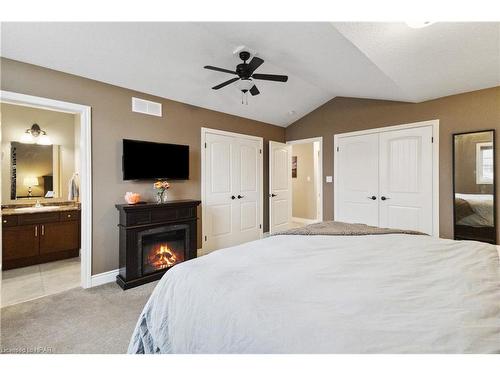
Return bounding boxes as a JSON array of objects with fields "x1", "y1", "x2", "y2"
[{"x1": 148, "y1": 244, "x2": 178, "y2": 270}]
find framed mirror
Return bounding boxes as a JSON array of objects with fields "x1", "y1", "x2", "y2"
[
  {"x1": 10, "y1": 141, "x2": 61, "y2": 200},
  {"x1": 453, "y1": 130, "x2": 496, "y2": 244}
]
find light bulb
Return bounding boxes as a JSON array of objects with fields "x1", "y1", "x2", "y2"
[
  {"x1": 21, "y1": 132, "x2": 35, "y2": 144},
  {"x1": 37, "y1": 134, "x2": 52, "y2": 145}
]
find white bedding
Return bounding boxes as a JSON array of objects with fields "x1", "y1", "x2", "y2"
[
  {"x1": 456, "y1": 193, "x2": 494, "y2": 227},
  {"x1": 128, "y1": 234, "x2": 500, "y2": 353}
]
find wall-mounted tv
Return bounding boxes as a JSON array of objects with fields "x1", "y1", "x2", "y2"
[{"x1": 122, "y1": 139, "x2": 189, "y2": 180}]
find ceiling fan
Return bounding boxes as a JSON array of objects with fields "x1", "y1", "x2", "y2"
[{"x1": 204, "y1": 50, "x2": 288, "y2": 103}]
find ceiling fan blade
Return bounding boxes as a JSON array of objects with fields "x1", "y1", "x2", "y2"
[
  {"x1": 204, "y1": 65, "x2": 237, "y2": 75},
  {"x1": 212, "y1": 77, "x2": 240, "y2": 90},
  {"x1": 247, "y1": 57, "x2": 264, "y2": 74},
  {"x1": 249, "y1": 85, "x2": 260, "y2": 96},
  {"x1": 252, "y1": 73, "x2": 288, "y2": 82}
]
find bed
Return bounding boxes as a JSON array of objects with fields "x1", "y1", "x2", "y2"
[
  {"x1": 455, "y1": 194, "x2": 495, "y2": 243},
  {"x1": 128, "y1": 222, "x2": 500, "y2": 354},
  {"x1": 455, "y1": 193, "x2": 494, "y2": 227}
]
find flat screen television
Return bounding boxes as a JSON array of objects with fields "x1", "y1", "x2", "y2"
[{"x1": 122, "y1": 139, "x2": 189, "y2": 180}]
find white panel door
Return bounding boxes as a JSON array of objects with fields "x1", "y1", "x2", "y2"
[
  {"x1": 336, "y1": 133, "x2": 379, "y2": 226},
  {"x1": 379, "y1": 126, "x2": 434, "y2": 234},
  {"x1": 203, "y1": 130, "x2": 263, "y2": 252},
  {"x1": 269, "y1": 141, "x2": 292, "y2": 233},
  {"x1": 204, "y1": 132, "x2": 238, "y2": 251},
  {"x1": 236, "y1": 137, "x2": 262, "y2": 244}
]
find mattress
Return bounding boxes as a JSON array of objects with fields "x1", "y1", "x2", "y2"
[{"x1": 128, "y1": 234, "x2": 500, "y2": 353}]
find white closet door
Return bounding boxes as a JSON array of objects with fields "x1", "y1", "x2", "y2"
[
  {"x1": 203, "y1": 130, "x2": 263, "y2": 252},
  {"x1": 236, "y1": 137, "x2": 262, "y2": 244},
  {"x1": 336, "y1": 133, "x2": 379, "y2": 226},
  {"x1": 379, "y1": 126, "x2": 434, "y2": 234},
  {"x1": 269, "y1": 141, "x2": 292, "y2": 233},
  {"x1": 204, "y1": 132, "x2": 239, "y2": 251}
]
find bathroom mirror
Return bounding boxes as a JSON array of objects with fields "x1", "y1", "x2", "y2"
[
  {"x1": 453, "y1": 130, "x2": 496, "y2": 244},
  {"x1": 10, "y1": 141, "x2": 61, "y2": 200}
]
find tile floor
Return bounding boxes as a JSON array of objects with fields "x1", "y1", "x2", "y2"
[{"x1": 1, "y1": 257, "x2": 80, "y2": 307}]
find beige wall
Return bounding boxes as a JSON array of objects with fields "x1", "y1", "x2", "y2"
[
  {"x1": 292, "y1": 143, "x2": 316, "y2": 219},
  {"x1": 0, "y1": 58, "x2": 285, "y2": 275},
  {"x1": 286, "y1": 87, "x2": 500, "y2": 243},
  {"x1": 1, "y1": 103, "x2": 76, "y2": 203}
]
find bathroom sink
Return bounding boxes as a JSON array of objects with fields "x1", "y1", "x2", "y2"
[{"x1": 14, "y1": 206, "x2": 62, "y2": 213}]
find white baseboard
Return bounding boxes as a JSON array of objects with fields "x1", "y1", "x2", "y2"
[
  {"x1": 292, "y1": 216, "x2": 318, "y2": 225},
  {"x1": 91, "y1": 269, "x2": 119, "y2": 287}
]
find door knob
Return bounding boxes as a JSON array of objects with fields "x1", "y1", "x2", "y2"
[
  {"x1": 237, "y1": 195, "x2": 244, "y2": 199},
  {"x1": 381, "y1": 196, "x2": 390, "y2": 201},
  {"x1": 367, "y1": 196, "x2": 377, "y2": 200},
  {"x1": 231, "y1": 195, "x2": 236, "y2": 200},
  {"x1": 270, "y1": 193, "x2": 277, "y2": 197}
]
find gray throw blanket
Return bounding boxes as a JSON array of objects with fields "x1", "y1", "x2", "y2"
[{"x1": 272, "y1": 221, "x2": 426, "y2": 236}]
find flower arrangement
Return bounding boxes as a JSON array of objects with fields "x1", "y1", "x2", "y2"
[{"x1": 154, "y1": 180, "x2": 170, "y2": 204}]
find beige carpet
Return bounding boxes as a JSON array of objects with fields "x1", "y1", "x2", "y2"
[{"x1": 1, "y1": 281, "x2": 157, "y2": 354}]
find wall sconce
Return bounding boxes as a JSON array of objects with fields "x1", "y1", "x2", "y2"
[{"x1": 21, "y1": 123, "x2": 52, "y2": 145}]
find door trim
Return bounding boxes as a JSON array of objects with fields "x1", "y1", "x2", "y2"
[
  {"x1": 201, "y1": 127, "x2": 264, "y2": 253},
  {"x1": 333, "y1": 120, "x2": 440, "y2": 237},
  {"x1": 0, "y1": 90, "x2": 93, "y2": 288},
  {"x1": 287, "y1": 137, "x2": 323, "y2": 222}
]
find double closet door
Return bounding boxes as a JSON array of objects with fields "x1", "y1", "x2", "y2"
[
  {"x1": 203, "y1": 129, "x2": 263, "y2": 252},
  {"x1": 335, "y1": 124, "x2": 436, "y2": 235}
]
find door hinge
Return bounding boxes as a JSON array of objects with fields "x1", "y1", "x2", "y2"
[
  {"x1": 336, "y1": 146, "x2": 340, "y2": 152},
  {"x1": 204, "y1": 235, "x2": 207, "y2": 241},
  {"x1": 260, "y1": 149, "x2": 262, "y2": 154},
  {"x1": 431, "y1": 137, "x2": 434, "y2": 143},
  {"x1": 259, "y1": 224, "x2": 262, "y2": 229},
  {"x1": 204, "y1": 142, "x2": 207, "y2": 148}
]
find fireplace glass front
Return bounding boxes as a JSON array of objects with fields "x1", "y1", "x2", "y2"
[{"x1": 141, "y1": 228, "x2": 186, "y2": 276}]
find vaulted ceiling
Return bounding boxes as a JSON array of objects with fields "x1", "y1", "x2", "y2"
[{"x1": 1, "y1": 22, "x2": 499, "y2": 126}]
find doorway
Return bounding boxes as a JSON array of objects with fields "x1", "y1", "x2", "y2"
[
  {"x1": 269, "y1": 137, "x2": 323, "y2": 234},
  {"x1": 289, "y1": 138, "x2": 323, "y2": 227},
  {"x1": 0, "y1": 91, "x2": 92, "y2": 307}
]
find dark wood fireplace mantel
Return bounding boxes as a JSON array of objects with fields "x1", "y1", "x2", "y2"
[{"x1": 115, "y1": 200, "x2": 201, "y2": 289}]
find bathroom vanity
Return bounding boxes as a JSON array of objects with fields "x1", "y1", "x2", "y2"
[{"x1": 2, "y1": 204, "x2": 80, "y2": 270}]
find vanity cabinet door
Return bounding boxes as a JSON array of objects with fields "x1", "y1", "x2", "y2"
[
  {"x1": 39, "y1": 221, "x2": 79, "y2": 254},
  {"x1": 3, "y1": 224, "x2": 39, "y2": 261}
]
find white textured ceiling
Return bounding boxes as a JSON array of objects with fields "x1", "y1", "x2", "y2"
[{"x1": 1, "y1": 22, "x2": 499, "y2": 126}]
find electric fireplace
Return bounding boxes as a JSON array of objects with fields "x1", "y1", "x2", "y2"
[{"x1": 115, "y1": 200, "x2": 200, "y2": 289}]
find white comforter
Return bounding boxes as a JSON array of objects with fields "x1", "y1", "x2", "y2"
[{"x1": 128, "y1": 234, "x2": 500, "y2": 353}]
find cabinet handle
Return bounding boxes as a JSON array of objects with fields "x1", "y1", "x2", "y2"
[
  {"x1": 35, "y1": 226, "x2": 38, "y2": 237},
  {"x1": 3, "y1": 219, "x2": 7, "y2": 223},
  {"x1": 41, "y1": 225, "x2": 45, "y2": 236},
  {"x1": 67, "y1": 214, "x2": 72, "y2": 218}
]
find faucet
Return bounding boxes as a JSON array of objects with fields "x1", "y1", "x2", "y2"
[{"x1": 34, "y1": 200, "x2": 42, "y2": 208}]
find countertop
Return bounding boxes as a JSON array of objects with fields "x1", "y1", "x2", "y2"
[{"x1": 2, "y1": 204, "x2": 80, "y2": 216}]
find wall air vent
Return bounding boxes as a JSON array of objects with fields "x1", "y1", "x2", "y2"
[{"x1": 131, "y1": 97, "x2": 162, "y2": 117}]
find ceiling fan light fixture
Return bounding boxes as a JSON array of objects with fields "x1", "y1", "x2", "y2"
[
  {"x1": 406, "y1": 21, "x2": 434, "y2": 29},
  {"x1": 238, "y1": 79, "x2": 254, "y2": 92}
]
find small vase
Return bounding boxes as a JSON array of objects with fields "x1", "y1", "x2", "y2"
[{"x1": 156, "y1": 191, "x2": 164, "y2": 204}]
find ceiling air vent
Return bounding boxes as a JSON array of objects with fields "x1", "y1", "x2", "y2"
[{"x1": 131, "y1": 97, "x2": 162, "y2": 117}]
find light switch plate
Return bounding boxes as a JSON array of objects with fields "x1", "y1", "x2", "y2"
[{"x1": 326, "y1": 176, "x2": 333, "y2": 183}]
